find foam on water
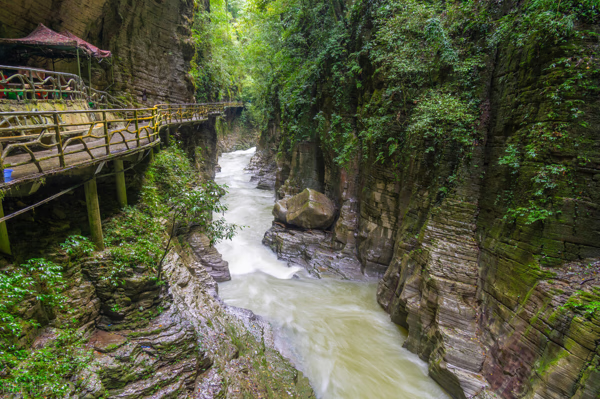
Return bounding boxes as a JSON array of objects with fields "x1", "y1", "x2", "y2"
[{"x1": 216, "y1": 148, "x2": 449, "y2": 399}]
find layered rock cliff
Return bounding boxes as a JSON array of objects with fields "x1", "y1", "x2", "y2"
[{"x1": 253, "y1": 0, "x2": 600, "y2": 398}]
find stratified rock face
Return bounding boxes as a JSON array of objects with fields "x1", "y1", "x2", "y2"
[
  {"x1": 263, "y1": 223, "x2": 367, "y2": 281},
  {"x1": 255, "y1": 11, "x2": 600, "y2": 399},
  {"x1": 185, "y1": 227, "x2": 231, "y2": 283},
  {"x1": 278, "y1": 142, "x2": 325, "y2": 198},
  {"x1": 285, "y1": 188, "x2": 336, "y2": 230},
  {"x1": 71, "y1": 239, "x2": 315, "y2": 398},
  {"x1": 0, "y1": 0, "x2": 196, "y2": 104}
]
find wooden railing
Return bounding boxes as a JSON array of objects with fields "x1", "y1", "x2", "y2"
[
  {"x1": 0, "y1": 102, "x2": 242, "y2": 184},
  {"x1": 0, "y1": 65, "x2": 87, "y2": 101},
  {"x1": 89, "y1": 88, "x2": 130, "y2": 109},
  {"x1": 0, "y1": 65, "x2": 131, "y2": 110}
]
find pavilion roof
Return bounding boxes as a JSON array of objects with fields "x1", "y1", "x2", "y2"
[
  {"x1": 0, "y1": 24, "x2": 111, "y2": 59},
  {"x1": 59, "y1": 30, "x2": 111, "y2": 58}
]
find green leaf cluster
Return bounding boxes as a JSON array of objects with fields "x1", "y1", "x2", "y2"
[
  {"x1": 233, "y1": 0, "x2": 599, "y2": 223},
  {"x1": 102, "y1": 144, "x2": 237, "y2": 286},
  {"x1": 0, "y1": 254, "x2": 92, "y2": 397}
]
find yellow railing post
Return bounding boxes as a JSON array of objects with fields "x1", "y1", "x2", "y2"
[
  {"x1": 103, "y1": 111, "x2": 110, "y2": 155},
  {"x1": 29, "y1": 71, "x2": 35, "y2": 100},
  {"x1": 0, "y1": 102, "x2": 243, "y2": 184},
  {"x1": 134, "y1": 110, "x2": 140, "y2": 148},
  {"x1": 150, "y1": 108, "x2": 157, "y2": 142},
  {"x1": 53, "y1": 113, "x2": 65, "y2": 167}
]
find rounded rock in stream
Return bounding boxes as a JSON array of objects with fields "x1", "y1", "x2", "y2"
[{"x1": 284, "y1": 188, "x2": 336, "y2": 229}]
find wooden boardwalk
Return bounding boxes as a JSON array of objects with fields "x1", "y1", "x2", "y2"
[{"x1": 0, "y1": 103, "x2": 241, "y2": 188}]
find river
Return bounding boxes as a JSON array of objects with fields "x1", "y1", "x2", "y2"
[{"x1": 216, "y1": 148, "x2": 449, "y2": 399}]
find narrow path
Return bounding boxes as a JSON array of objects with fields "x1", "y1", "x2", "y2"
[{"x1": 0, "y1": 105, "x2": 235, "y2": 186}]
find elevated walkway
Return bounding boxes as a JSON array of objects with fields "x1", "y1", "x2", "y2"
[
  {"x1": 0, "y1": 100, "x2": 243, "y2": 255},
  {"x1": 0, "y1": 102, "x2": 241, "y2": 188}
]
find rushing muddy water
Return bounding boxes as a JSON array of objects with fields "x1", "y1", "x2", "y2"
[{"x1": 216, "y1": 148, "x2": 449, "y2": 399}]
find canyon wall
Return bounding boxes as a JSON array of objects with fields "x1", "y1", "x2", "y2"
[
  {"x1": 255, "y1": 1, "x2": 600, "y2": 398},
  {"x1": 0, "y1": 0, "x2": 197, "y2": 103}
]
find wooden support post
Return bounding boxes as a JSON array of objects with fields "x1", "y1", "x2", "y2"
[
  {"x1": 84, "y1": 177, "x2": 105, "y2": 251},
  {"x1": 0, "y1": 199, "x2": 11, "y2": 256},
  {"x1": 164, "y1": 126, "x2": 170, "y2": 148},
  {"x1": 114, "y1": 160, "x2": 127, "y2": 208},
  {"x1": 88, "y1": 57, "x2": 92, "y2": 98},
  {"x1": 76, "y1": 49, "x2": 82, "y2": 88},
  {"x1": 148, "y1": 148, "x2": 155, "y2": 163}
]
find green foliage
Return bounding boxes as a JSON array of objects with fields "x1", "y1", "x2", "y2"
[
  {"x1": 103, "y1": 206, "x2": 163, "y2": 286},
  {"x1": 497, "y1": 12, "x2": 599, "y2": 223},
  {"x1": 192, "y1": 0, "x2": 247, "y2": 102},
  {"x1": 499, "y1": 144, "x2": 521, "y2": 171},
  {"x1": 316, "y1": 112, "x2": 357, "y2": 167},
  {"x1": 0, "y1": 259, "x2": 65, "y2": 343},
  {"x1": 491, "y1": 0, "x2": 600, "y2": 47},
  {"x1": 206, "y1": 0, "x2": 598, "y2": 225},
  {"x1": 60, "y1": 235, "x2": 95, "y2": 259},
  {"x1": 0, "y1": 329, "x2": 92, "y2": 398},
  {"x1": 505, "y1": 202, "x2": 558, "y2": 225},
  {"x1": 102, "y1": 144, "x2": 237, "y2": 285},
  {"x1": 0, "y1": 249, "x2": 93, "y2": 398},
  {"x1": 406, "y1": 91, "x2": 477, "y2": 155},
  {"x1": 563, "y1": 289, "x2": 600, "y2": 319}
]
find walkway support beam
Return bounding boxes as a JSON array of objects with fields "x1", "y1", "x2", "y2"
[
  {"x1": 84, "y1": 177, "x2": 105, "y2": 251},
  {"x1": 0, "y1": 199, "x2": 11, "y2": 256},
  {"x1": 114, "y1": 160, "x2": 127, "y2": 208}
]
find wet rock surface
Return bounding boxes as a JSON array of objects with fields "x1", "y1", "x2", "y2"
[
  {"x1": 263, "y1": 223, "x2": 370, "y2": 281},
  {"x1": 272, "y1": 197, "x2": 290, "y2": 224},
  {"x1": 216, "y1": 110, "x2": 258, "y2": 155},
  {"x1": 251, "y1": 142, "x2": 371, "y2": 281},
  {"x1": 284, "y1": 188, "x2": 336, "y2": 230},
  {"x1": 21, "y1": 239, "x2": 315, "y2": 398},
  {"x1": 185, "y1": 227, "x2": 231, "y2": 283},
  {"x1": 247, "y1": 150, "x2": 277, "y2": 191}
]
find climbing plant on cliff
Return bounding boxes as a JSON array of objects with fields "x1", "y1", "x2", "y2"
[
  {"x1": 192, "y1": 0, "x2": 247, "y2": 101},
  {"x1": 239, "y1": 0, "x2": 599, "y2": 225},
  {"x1": 236, "y1": 0, "x2": 488, "y2": 170},
  {"x1": 0, "y1": 254, "x2": 93, "y2": 397},
  {"x1": 494, "y1": 0, "x2": 600, "y2": 224}
]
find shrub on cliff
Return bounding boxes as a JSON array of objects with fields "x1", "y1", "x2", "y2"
[
  {"x1": 103, "y1": 144, "x2": 237, "y2": 286},
  {"x1": 0, "y1": 254, "x2": 93, "y2": 397}
]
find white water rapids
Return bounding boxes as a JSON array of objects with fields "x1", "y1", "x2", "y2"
[{"x1": 216, "y1": 148, "x2": 450, "y2": 399}]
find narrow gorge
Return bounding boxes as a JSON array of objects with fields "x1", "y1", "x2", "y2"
[{"x1": 0, "y1": 0, "x2": 598, "y2": 398}]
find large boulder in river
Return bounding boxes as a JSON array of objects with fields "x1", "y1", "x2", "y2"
[{"x1": 284, "y1": 188, "x2": 336, "y2": 229}]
